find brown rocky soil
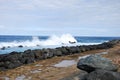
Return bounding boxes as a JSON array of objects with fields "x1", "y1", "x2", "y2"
[{"x1": 0, "y1": 44, "x2": 120, "y2": 80}]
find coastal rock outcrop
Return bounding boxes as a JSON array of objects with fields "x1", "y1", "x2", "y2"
[
  {"x1": 77, "y1": 54, "x2": 120, "y2": 80},
  {"x1": 0, "y1": 39, "x2": 119, "y2": 71},
  {"x1": 82, "y1": 69, "x2": 120, "y2": 80},
  {"x1": 77, "y1": 54, "x2": 118, "y2": 73}
]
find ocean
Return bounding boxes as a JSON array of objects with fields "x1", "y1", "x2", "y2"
[{"x1": 0, "y1": 34, "x2": 120, "y2": 54}]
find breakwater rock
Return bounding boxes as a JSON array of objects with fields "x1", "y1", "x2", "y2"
[
  {"x1": 77, "y1": 54, "x2": 120, "y2": 80},
  {"x1": 0, "y1": 39, "x2": 120, "y2": 71}
]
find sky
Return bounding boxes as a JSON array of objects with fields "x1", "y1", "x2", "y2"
[{"x1": 0, "y1": 0, "x2": 120, "y2": 36}]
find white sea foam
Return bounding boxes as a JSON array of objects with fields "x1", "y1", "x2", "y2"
[{"x1": 0, "y1": 34, "x2": 77, "y2": 49}]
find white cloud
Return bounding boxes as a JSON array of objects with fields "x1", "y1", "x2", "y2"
[{"x1": 0, "y1": 0, "x2": 120, "y2": 36}]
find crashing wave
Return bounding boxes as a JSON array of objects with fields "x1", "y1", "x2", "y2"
[{"x1": 0, "y1": 34, "x2": 77, "y2": 49}]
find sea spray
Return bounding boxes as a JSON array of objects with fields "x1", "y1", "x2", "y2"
[
  {"x1": 0, "y1": 34, "x2": 77, "y2": 48},
  {"x1": 0, "y1": 34, "x2": 114, "y2": 54}
]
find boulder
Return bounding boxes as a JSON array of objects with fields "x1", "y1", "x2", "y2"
[
  {"x1": 33, "y1": 50, "x2": 43, "y2": 60},
  {"x1": 41, "y1": 49, "x2": 54, "y2": 59},
  {"x1": 18, "y1": 45, "x2": 23, "y2": 48},
  {"x1": 77, "y1": 54, "x2": 118, "y2": 73},
  {"x1": 3, "y1": 61, "x2": 22, "y2": 69},
  {"x1": 59, "y1": 47, "x2": 69, "y2": 55},
  {"x1": 82, "y1": 69, "x2": 120, "y2": 80},
  {"x1": 1, "y1": 47, "x2": 6, "y2": 50},
  {"x1": 68, "y1": 46, "x2": 80, "y2": 54},
  {"x1": 79, "y1": 46, "x2": 87, "y2": 52},
  {"x1": 54, "y1": 49, "x2": 63, "y2": 56}
]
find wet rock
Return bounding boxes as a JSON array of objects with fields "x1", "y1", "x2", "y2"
[
  {"x1": 18, "y1": 45, "x2": 23, "y2": 48},
  {"x1": 1, "y1": 47, "x2": 6, "y2": 50},
  {"x1": 77, "y1": 54, "x2": 118, "y2": 73},
  {"x1": 82, "y1": 69, "x2": 120, "y2": 80}
]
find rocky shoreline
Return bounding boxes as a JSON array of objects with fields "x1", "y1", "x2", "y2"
[
  {"x1": 77, "y1": 54, "x2": 120, "y2": 80},
  {"x1": 0, "y1": 39, "x2": 120, "y2": 71},
  {"x1": 61, "y1": 52, "x2": 120, "y2": 80}
]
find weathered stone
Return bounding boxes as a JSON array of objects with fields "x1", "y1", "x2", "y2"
[
  {"x1": 40, "y1": 49, "x2": 54, "y2": 59},
  {"x1": 77, "y1": 54, "x2": 118, "y2": 73},
  {"x1": 79, "y1": 46, "x2": 87, "y2": 52},
  {"x1": 68, "y1": 46, "x2": 80, "y2": 54},
  {"x1": 33, "y1": 50, "x2": 43, "y2": 60},
  {"x1": 82, "y1": 70, "x2": 120, "y2": 80},
  {"x1": 54, "y1": 49, "x2": 63, "y2": 56},
  {"x1": 57, "y1": 47, "x2": 69, "y2": 55}
]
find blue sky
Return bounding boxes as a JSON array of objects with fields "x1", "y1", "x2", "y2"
[{"x1": 0, "y1": 0, "x2": 120, "y2": 36}]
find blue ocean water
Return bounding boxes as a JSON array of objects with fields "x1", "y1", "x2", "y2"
[
  {"x1": 0, "y1": 34, "x2": 120, "y2": 54},
  {"x1": 0, "y1": 35, "x2": 119, "y2": 43}
]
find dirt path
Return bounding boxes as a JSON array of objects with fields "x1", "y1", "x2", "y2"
[{"x1": 0, "y1": 44, "x2": 120, "y2": 80}]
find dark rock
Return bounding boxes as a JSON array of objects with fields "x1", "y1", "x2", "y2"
[
  {"x1": 18, "y1": 45, "x2": 23, "y2": 48},
  {"x1": 109, "y1": 39, "x2": 120, "y2": 45},
  {"x1": 97, "y1": 42, "x2": 114, "y2": 49},
  {"x1": 23, "y1": 50, "x2": 35, "y2": 59},
  {"x1": 0, "y1": 62, "x2": 4, "y2": 67},
  {"x1": 77, "y1": 54, "x2": 118, "y2": 73},
  {"x1": 20, "y1": 50, "x2": 35, "y2": 64},
  {"x1": 69, "y1": 41, "x2": 76, "y2": 44},
  {"x1": 82, "y1": 69, "x2": 120, "y2": 80},
  {"x1": 19, "y1": 57, "x2": 35, "y2": 64},
  {"x1": 1, "y1": 47, "x2": 6, "y2": 50},
  {"x1": 33, "y1": 50, "x2": 43, "y2": 60},
  {"x1": 7, "y1": 46, "x2": 10, "y2": 48},
  {"x1": 0, "y1": 52, "x2": 23, "y2": 69},
  {"x1": 0, "y1": 54, "x2": 7, "y2": 61},
  {"x1": 0, "y1": 67, "x2": 6, "y2": 71},
  {"x1": 79, "y1": 46, "x2": 87, "y2": 52},
  {"x1": 67, "y1": 46, "x2": 80, "y2": 54},
  {"x1": 9, "y1": 51, "x2": 20, "y2": 55},
  {"x1": 3, "y1": 52, "x2": 22, "y2": 62},
  {"x1": 53, "y1": 49, "x2": 63, "y2": 56},
  {"x1": 40, "y1": 48, "x2": 54, "y2": 59},
  {"x1": 56, "y1": 47, "x2": 69, "y2": 55},
  {"x1": 0, "y1": 60, "x2": 22, "y2": 69}
]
